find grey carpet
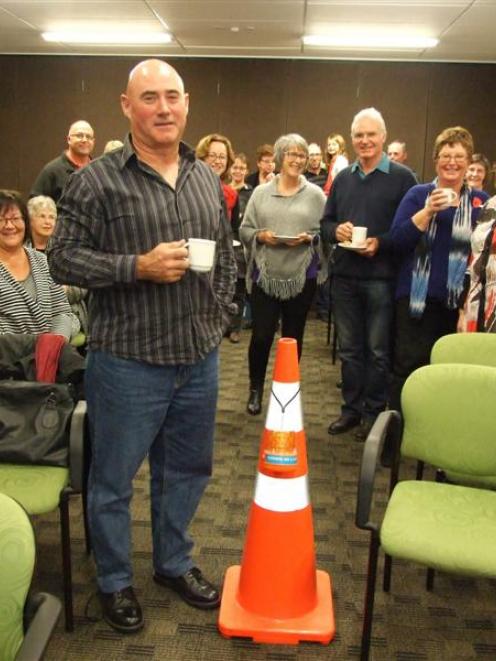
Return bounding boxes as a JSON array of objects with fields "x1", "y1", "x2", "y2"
[{"x1": 32, "y1": 318, "x2": 496, "y2": 660}]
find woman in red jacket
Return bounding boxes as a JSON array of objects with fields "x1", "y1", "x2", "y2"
[{"x1": 196, "y1": 134, "x2": 243, "y2": 343}]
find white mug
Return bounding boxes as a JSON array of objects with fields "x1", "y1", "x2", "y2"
[
  {"x1": 187, "y1": 238, "x2": 216, "y2": 273},
  {"x1": 438, "y1": 188, "x2": 457, "y2": 209},
  {"x1": 351, "y1": 226, "x2": 367, "y2": 247}
]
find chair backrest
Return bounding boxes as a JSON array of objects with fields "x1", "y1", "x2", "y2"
[
  {"x1": 401, "y1": 363, "x2": 496, "y2": 478},
  {"x1": 431, "y1": 333, "x2": 496, "y2": 367},
  {"x1": 0, "y1": 493, "x2": 35, "y2": 661}
]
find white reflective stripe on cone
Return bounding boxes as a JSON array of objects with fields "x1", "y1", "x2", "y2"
[
  {"x1": 265, "y1": 381, "x2": 303, "y2": 432},
  {"x1": 254, "y1": 473, "x2": 309, "y2": 512}
]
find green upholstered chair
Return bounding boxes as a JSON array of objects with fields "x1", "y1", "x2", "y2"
[
  {"x1": 431, "y1": 332, "x2": 496, "y2": 367},
  {"x1": 355, "y1": 363, "x2": 496, "y2": 661},
  {"x1": 431, "y1": 332, "x2": 496, "y2": 488},
  {"x1": 0, "y1": 400, "x2": 88, "y2": 632},
  {"x1": 0, "y1": 492, "x2": 61, "y2": 661}
]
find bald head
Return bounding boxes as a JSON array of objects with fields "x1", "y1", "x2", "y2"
[
  {"x1": 126, "y1": 59, "x2": 185, "y2": 97},
  {"x1": 387, "y1": 140, "x2": 408, "y2": 164},
  {"x1": 67, "y1": 119, "x2": 94, "y2": 159},
  {"x1": 121, "y1": 58, "x2": 189, "y2": 153}
]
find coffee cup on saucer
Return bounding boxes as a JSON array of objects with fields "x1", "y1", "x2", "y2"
[{"x1": 351, "y1": 226, "x2": 367, "y2": 248}]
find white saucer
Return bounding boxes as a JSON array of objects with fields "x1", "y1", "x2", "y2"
[
  {"x1": 274, "y1": 235, "x2": 299, "y2": 243},
  {"x1": 338, "y1": 241, "x2": 366, "y2": 251}
]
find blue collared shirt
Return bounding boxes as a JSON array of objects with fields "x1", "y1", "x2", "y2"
[{"x1": 351, "y1": 153, "x2": 390, "y2": 180}]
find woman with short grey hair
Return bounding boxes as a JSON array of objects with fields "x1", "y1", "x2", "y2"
[
  {"x1": 273, "y1": 133, "x2": 309, "y2": 170},
  {"x1": 240, "y1": 133, "x2": 327, "y2": 415},
  {"x1": 26, "y1": 195, "x2": 57, "y2": 251},
  {"x1": 26, "y1": 194, "x2": 89, "y2": 338}
]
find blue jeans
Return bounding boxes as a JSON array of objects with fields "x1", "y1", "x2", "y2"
[
  {"x1": 331, "y1": 276, "x2": 394, "y2": 420},
  {"x1": 85, "y1": 348, "x2": 219, "y2": 593}
]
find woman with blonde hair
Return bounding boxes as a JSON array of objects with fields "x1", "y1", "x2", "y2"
[
  {"x1": 323, "y1": 133, "x2": 349, "y2": 195},
  {"x1": 196, "y1": 134, "x2": 243, "y2": 342},
  {"x1": 195, "y1": 133, "x2": 238, "y2": 221}
]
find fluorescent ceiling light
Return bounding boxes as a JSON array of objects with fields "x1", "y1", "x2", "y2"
[
  {"x1": 303, "y1": 34, "x2": 438, "y2": 49},
  {"x1": 42, "y1": 31, "x2": 172, "y2": 45}
]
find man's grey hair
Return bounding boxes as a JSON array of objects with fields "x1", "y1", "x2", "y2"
[
  {"x1": 388, "y1": 140, "x2": 407, "y2": 152},
  {"x1": 27, "y1": 195, "x2": 57, "y2": 218},
  {"x1": 273, "y1": 133, "x2": 309, "y2": 170},
  {"x1": 308, "y1": 142, "x2": 322, "y2": 155},
  {"x1": 351, "y1": 108, "x2": 387, "y2": 137}
]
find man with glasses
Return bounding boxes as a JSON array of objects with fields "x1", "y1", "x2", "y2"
[
  {"x1": 304, "y1": 142, "x2": 327, "y2": 189},
  {"x1": 322, "y1": 108, "x2": 416, "y2": 441},
  {"x1": 30, "y1": 120, "x2": 95, "y2": 202}
]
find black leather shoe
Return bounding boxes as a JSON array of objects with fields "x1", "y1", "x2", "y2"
[
  {"x1": 354, "y1": 419, "x2": 375, "y2": 442},
  {"x1": 246, "y1": 387, "x2": 263, "y2": 415},
  {"x1": 328, "y1": 415, "x2": 360, "y2": 435},
  {"x1": 99, "y1": 586, "x2": 144, "y2": 633},
  {"x1": 153, "y1": 567, "x2": 220, "y2": 610}
]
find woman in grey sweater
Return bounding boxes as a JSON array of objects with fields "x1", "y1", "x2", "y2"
[{"x1": 240, "y1": 134, "x2": 326, "y2": 414}]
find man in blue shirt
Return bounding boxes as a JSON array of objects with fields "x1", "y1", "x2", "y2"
[{"x1": 321, "y1": 108, "x2": 416, "y2": 440}]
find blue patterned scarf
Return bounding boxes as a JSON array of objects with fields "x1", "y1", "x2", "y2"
[{"x1": 409, "y1": 182, "x2": 473, "y2": 318}]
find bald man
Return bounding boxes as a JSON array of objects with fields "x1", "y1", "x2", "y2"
[
  {"x1": 49, "y1": 60, "x2": 236, "y2": 632},
  {"x1": 30, "y1": 120, "x2": 95, "y2": 201},
  {"x1": 387, "y1": 140, "x2": 408, "y2": 164}
]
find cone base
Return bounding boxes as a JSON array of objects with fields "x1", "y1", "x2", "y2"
[{"x1": 218, "y1": 565, "x2": 335, "y2": 645}]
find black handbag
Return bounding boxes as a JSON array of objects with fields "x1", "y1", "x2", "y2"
[{"x1": 0, "y1": 380, "x2": 75, "y2": 467}]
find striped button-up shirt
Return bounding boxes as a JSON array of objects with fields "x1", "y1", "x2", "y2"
[{"x1": 48, "y1": 137, "x2": 236, "y2": 365}]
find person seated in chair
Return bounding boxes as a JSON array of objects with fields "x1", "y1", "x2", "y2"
[
  {"x1": 26, "y1": 195, "x2": 88, "y2": 339},
  {"x1": 0, "y1": 190, "x2": 79, "y2": 341}
]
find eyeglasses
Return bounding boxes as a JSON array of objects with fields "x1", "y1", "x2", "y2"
[
  {"x1": 285, "y1": 151, "x2": 308, "y2": 161},
  {"x1": 70, "y1": 132, "x2": 94, "y2": 141},
  {"x1": 0, "y1": 214, "x2": 25, "y2": 227},
  {"x1": 437, "y1": 154, "x2": 467, "y2": 164},
  {"x1": 260, "y1": 158, "x2": 274, "y2": 165},
  {"x1": 206, "y1": 153, "x2": 227, "y2": 162}
]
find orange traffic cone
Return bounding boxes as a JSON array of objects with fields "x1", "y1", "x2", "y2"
[{"x1": 218, "y1": 337, "x2": 335, "y2": 645}]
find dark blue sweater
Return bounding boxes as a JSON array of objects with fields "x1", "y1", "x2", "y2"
[
  {"x1": 321, "y1": 161, "x2": 417, "y2": 280},
  {"x1": 390, "y1": 183, "x2": 488, "y2": 302}
]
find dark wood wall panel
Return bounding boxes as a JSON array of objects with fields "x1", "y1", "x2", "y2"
[
  {"x1": 217, "y1": 59, "x2": 290, "y2": 162},
  {"x1": 1, "y1": 55, "x2": 495, "y2": 196},
  {"x1": 285, "y1": 60, "x2": 361, "y2": 150},
  {"x1": 353, "y1": 62, "x2": 431, "y2": 177},
  {"x1": 425, "y1": 63, "x2": 496, "y2": 180},
  {"x1": 0, "y1": 57, "x2": 20, "y2": 189},
  {"x1": 15, "y1": 57, "x2": 84, "y2": 193}
]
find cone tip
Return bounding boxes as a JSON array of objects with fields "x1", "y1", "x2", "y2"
[{"x1": 273, "y1": 337, "x2": 300, "y2": 383}]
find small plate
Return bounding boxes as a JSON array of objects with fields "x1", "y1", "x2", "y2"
[
  {"x1": 274, "y1": 235, "x2": 299, "y2": 242},
  {"x1": 233, "y1": 239, "x2": 241, "y2": 247},
  {"x1": 338, "y1": 241, "x2": 366, "y2": 251}
]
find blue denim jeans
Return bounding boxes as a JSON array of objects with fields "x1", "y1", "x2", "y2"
[
  {"x1": 85, "y1": 348, "x2": 219, "y2": 593},
  {"x1": 331, "y1": 276, "x2": 394, "y2": 420}
]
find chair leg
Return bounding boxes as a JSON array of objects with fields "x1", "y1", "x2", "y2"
[
  {"x1": 361, "y1": 532, "x2": 380, "y2": 661},
  {"x1": 83, "y1": 417, "x2": 92, "y2": 555},
  {"x1": 60, "y1": 490, "x2": 74, "y2": 632},
  {"x1": 331, "y1": 322, "x2": 338, "y2": 365},
  {"x1": 82, "y1": 488, "x2": 92, "y2": 556},
  {"x1": 426, "y1": 567, "x2": 435, "y2": 591},
  {"x1": 383, "y1": 553, "x2": 393, "y2": 592},
  {"x1": 415, "y1": 460, "x2": 424, "y2": 481},
  {"x1": 326, "y1": 305, "x2": 332, "y2": 345}
]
